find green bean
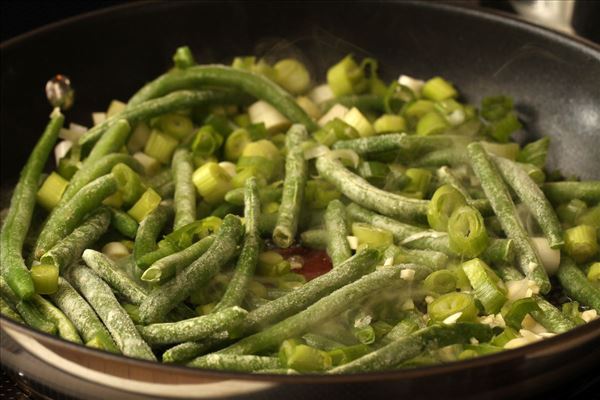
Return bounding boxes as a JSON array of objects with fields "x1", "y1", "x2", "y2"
[
  {"x1": 556, "y1": 257, "x2": 600, "y2": 312},
  {"x1": 110, "y1": 208, "x2": 139, "y2": 239},
  {"x1": 383, "y1": 244, "x2": 449, "y2": 271},
  {"x1": 139, "y1": 215, "x2": 243, "y2": 324},
  {"x1": 225, "y1": 185, "x2": 283, "y2": 206},
  {"x1": 127, "y1": 65, "x2": 317, "y2": 130},
  {"x1": 542, "y1": 181, "x2": 600, "y2": 205},
  {"x1": 172, "y1": 148, "x2": 196, "y2": 230},
  {"x1": 300, "y1": 229, "x2": 328, "y2": 249},
  {"x1": 531, "y1": 296, "x2": 576, "y2": 333},
  {"x1": 49, "y1": 277, "x2": 119, "y2": 352},
  {"x1": 79, "y1": 90, "x2": 245, "y2": 148},
  {"x1": 332, "y1": 133, "x2": 472, "y2": 157},
  {"x1": 467, "y1": 143, "x2": 550, "y2": 294},
  {"x1": 415, "y1": 148, "x2": 469, "y2": 167},
  {"x1": 64, "y1": 154, "x2": 143, "y2": 205},
  {"x1": 325, "y1": 200, "x2": 352, "y2": 266},
  {"x1": 493, "y1": 156, "x2": 563, "y2": 248},
  {"x1": 1, "y1": 111, "x2": 64, "y2": 299},
  {"x1": 146, "y1": 168, "x2": 173, "y2": 191},
  {"x1": 302, "y1": 333, "x2": 345, "y2": 351},
  {"x1": 214, "y1": 177, "x2": 261, "y2": 312},
  {"x1": 380, "y1": 310, "x2": 425, "y2": 346},
  {"x1": 67, "y1": 264, "x2": 156, "y2": 360},
  {"x1": 321, "y1": 94, "x2": 385, "y2": 114},
  {"x1": 136, "y1": 245, "x2": 177, "y2": 271},
  {"x1": 1, "y1": 298, "x2": 23, "y2": 323},
  {"x1": 34, "y1": 174, "x2": 118, "y2": 259},
  {"x1": 40, "y1": 208, "x2": 111, "y2": 273},
  {"x1": 493, "y1": 264, "x2": 525, "y2": 282},
  {"x1": 82, "y1": 250, "x2": 148, "y2": 305},
  {"x1": 316, "y1": 156, "x2": 428, "y2": 223},
  {"x1": 134, "y1": 202, "x2": 173, "y2": 264},
  {"x1": 141, "y1": 236, "x2": 215, "y2": 283},
  {"x1": 273, "y1": 125, "x2": 309, "y2": 248},
  {"x1": 30, "y1": 294, "x2": 82, "y2": 343},
  {"x1": 242, "y1": 248, "x2": 380, "y2": 334},
  {"x1": 162, "y1": 339, "x2": 221, "y2": 363},
  {"x1": 138, "y1": 306, "x2": 247, "y2": 346},
  {"x1": 188, "y1": 354, "x2": 280, "y2": 372},
  {"x1": 210, "y1": 264, "x2": 402, "y2": 356},
  {"x1": 329, "y1": 323, "x2": 493, "y2": 373},
  {"x1": 1, "y1": 276, "x2": 56, "y2": 334},
  {"x1": 347, "y1": 203, "x2": 513, "y2": 264}
]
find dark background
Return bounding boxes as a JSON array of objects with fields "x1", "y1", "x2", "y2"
[{"x1": 2, "y1": 1, "x2": 600, "y2": 43}]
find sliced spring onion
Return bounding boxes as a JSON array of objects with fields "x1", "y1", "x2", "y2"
[
  {"x1": 402, "y1": 168, "x2": 432, "y2": 199},
  {"x1": 564, "y1": 225, "x2": 598, "y2": 263},
  {"x1": 327, "y1": 55, "x2": 368, "y2": 96},
  {"x1": 36, "y1": 172, "x2": 69, "y2": 211},
  {"x1": 351, "y1": 222, "x2": 393, "y2": 249},
  {"x1": 127, "y1": 188, "x2": 162, "y2": 223},
  {"x1": 172, "y1": 46, "x2": 196, "y2": 69},
  {"x1": 421, "y1": 77, "x2": 457, "y2": 101},
  {"x1": 427, "y1": 184, "x2": 467, "y2": 232},
  {"x1": 423, "y1": 270, "x2": 457, "y2": 294},
  {"x1": 30, "y1": 264, "x2": 59, "y2": 295},
  {"x1": 398, "y1": 75, "x2": 425, "y2": 95},
  {"x1": 342, "y1": 107, "x2": 375, "y2": 137},
  {"x1": 192, "y1": 125, "x2": 224, "y2": 157},
  {"x1": 448, "y1": 205, "x2": 489, "y2": 258},
  {"x1": 192, "y1": 162, "x2": 232, "y2": 204},
  {"x1": 313, "y1": 118, "x2": 359, "y2": 147},
  {"x1": 480, "y1": 141, "x2": 520, "y2": 161},
  {"x1": 428, "y1": 292, "x2": 478, "y2": 323},
  {"x1": 112, "y1": 163, "x2": 146, "y2": 207},
  {"x1": 274, "y1": 59, "x2": 311, "y2": 95},
  {"x1": 309, "y1": 84, "x2": 335, "y2": 104},
  {"x1": 106, "y1": 100, "x2": 126, "y2": 118},
  {"x1": 224, "y1": 128, "x2": 251, "y2": 162},
  {"x1": 373, "y1": 114, "x2": 406, "y2": 134},
  {"x1": 156, "y1": 113, "x2": 194, "y2": 140},
  {"x1": 502, "y1": 297, "x2": 541, "y2": 330},
  {"x1": 416, "y1": 111, "x2": 448, "y2": 136},
  {"x1": 127, "y1": 122, "x2": 151, "y2": 153},
  {"x1": 133, "y1": 152, "x2": 161, "y2": 176},
  {"x1": 257, "y1": 251, "x2": 290, "y2": 277},
  {"x1": 462, "y1": 258, "x2": 507, "y2": 314},
  {"x1": 296, "y1": 96, "x2": 321, "y2": 120},
  {"x1": 144, "y1": 129, "x2": 179, "y2": 164}
]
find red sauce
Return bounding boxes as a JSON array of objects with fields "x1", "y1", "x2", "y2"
[{"x1": 275, "y1": 247, "x2": 332, "y2": 280}]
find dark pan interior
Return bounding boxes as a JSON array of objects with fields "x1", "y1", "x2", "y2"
[{"x1": 1, "y1": 1, "x2": 600, "y2": 398}]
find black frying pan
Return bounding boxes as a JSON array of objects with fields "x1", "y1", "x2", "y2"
[{"x1": 1, "y1": 2, "x2": 599, "y2": 399}]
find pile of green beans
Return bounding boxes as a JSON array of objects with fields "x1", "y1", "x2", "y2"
[{"x1": 1, "y1": 47, "x2": 599, "y2": 375}]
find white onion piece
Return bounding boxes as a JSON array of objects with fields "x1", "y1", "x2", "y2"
[
  {"x1": 303, "y1": 144, "x2": 330, "y2": 160},
  {"x1": 69, "y1": 122, "x2": 88, "y2": 133},
  {"x1": 326, "y1": 149, "x2": 360, "y2": 169},
  {"x1": 318, "y1": 104, "x2": 349, "y2": 126},
  {"x1": 133, "y1": 152, "x2": 161, "y2": 176},
  {"x1": 92, "y1": 112, "x2": 107, "y2": 126},
  {"x1": 102, "y1": 242, "x2": 130, "y2": 260},
  {"x1": 59, "y1": 128, "x2": 84, "y2": 142},
  {"x1": 54, "y1": 140, "x2": 73, "y2": 165},
  {"x1": 308, "y1": 84, "x2": 334, "y2": 104},
  {"x1": 506, "y1": 278, "x2": 531, "y2": 301},
  {"x1": 218, "y1": 162, "x2": 237, "y2": 178},
  {"x1": 346, "y1": 236, "x2": 359, "y2": 250},
  {"x1": 397, "y1": 75, "x2": 424, "y2": 95},
  {"x1": 400, "y1": 268, "x2": 415, "y2": 281},
  {"x1": 248, "y1": 100, "x2": 290, "y2": 133},
  {"x1": 531, "y1": 237, "x2": 560, "y2": 275},
  {"x1": 127, "y1": 122, "x2": 151, "y2": 153},
  {"x1": 443, "y1": 312, "x2": 463, "y2": 325},
  {"x1": 400, "y1": 231, "x2": 447, "y2": 245}
]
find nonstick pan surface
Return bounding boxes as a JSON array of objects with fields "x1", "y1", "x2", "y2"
[{"x1": 1, "y1": 2, "x2": 599, "y2": 399}]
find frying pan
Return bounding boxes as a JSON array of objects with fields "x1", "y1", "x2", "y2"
[{"x1": 1, "y1": 2, "x2": 599, "y2": 399}]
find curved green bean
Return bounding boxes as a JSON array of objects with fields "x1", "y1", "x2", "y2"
[
  {"x1": 214, "y1": 177, "x2": 261, "y2": 312},
  {"x1": 127, "y1": 65, "x2": 317, "y2": 130},
  {"x1": 316, "y1": 156, "x2": 428, "y2": 223},
  {"x1": 34, "y1": 174, "x2": 118, "y2": 259},
  {"x1": 556, "y1": 257, "x2": 600, "y2": 312},
  {"x1": 40, "y1": 207, "x2": 111, "y2": 272},
  {"x1": 79, "y1": 90, "x2": 245, "y2": 148},
  {"x1": 31, "y1": 294, "x2": 82, "y2": 343},
  {"x1": 1, "y1": 111, "x2": 64, "y2": 299},
  {"x1": 139, "y1": 215, "x2": 243, "y2": 324},
  {"x1": 134, "y1": 202, "x2": 173, "y2": 263},
  {"x1": 110, "y1": 208, "x2": 139, "y2": 239},
  {"x1": 542, "y1": 181, "x2": 600, "y2": 205},
  {"x1": 188, "y1": 354, "x2": 280, "y2": 372}
]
